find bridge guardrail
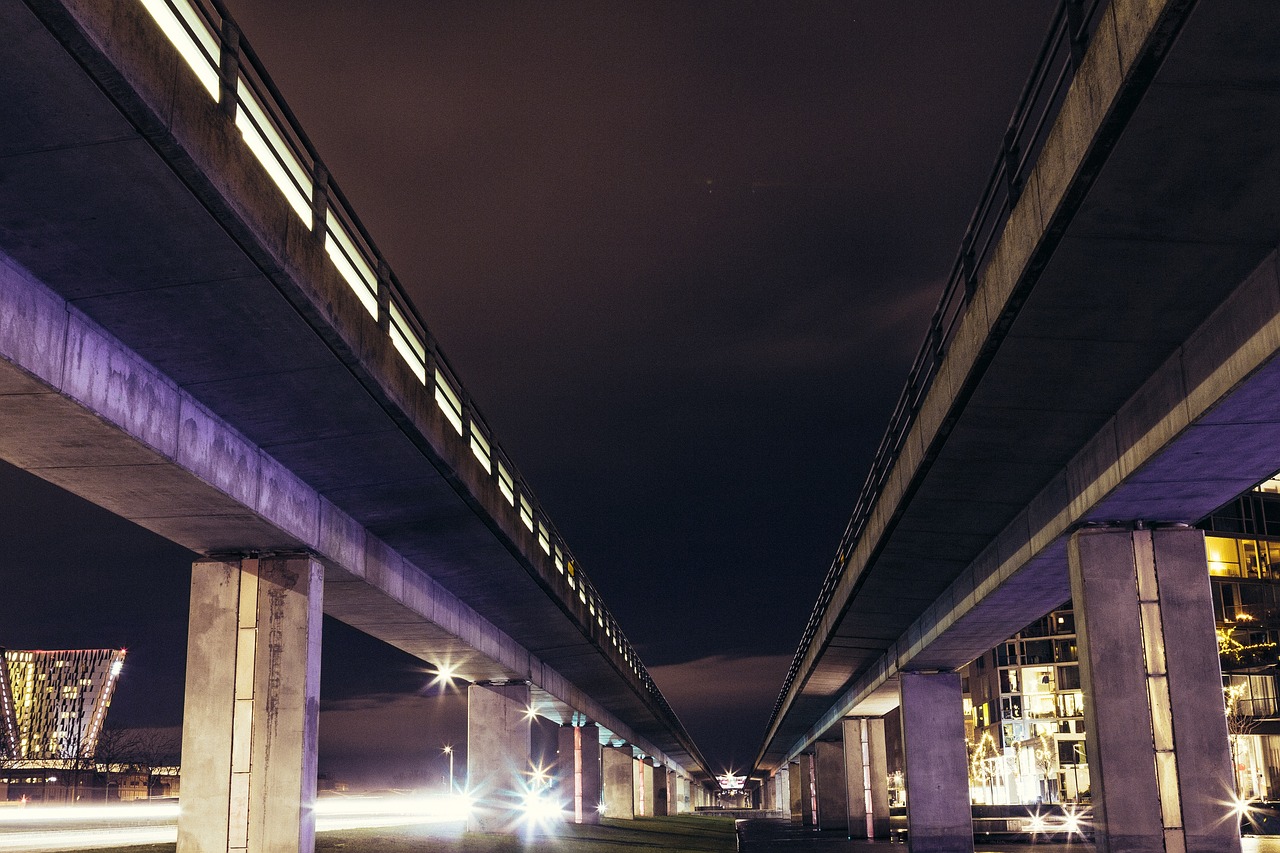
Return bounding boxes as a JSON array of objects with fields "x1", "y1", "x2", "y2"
[
  {"x1": 766, "y1": 0, "x2": 1108, "y2": 734},
  {"x1": 130, "y1": 0, "x2": 683, "y2": 729}
]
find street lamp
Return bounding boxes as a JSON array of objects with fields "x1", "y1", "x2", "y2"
[{"x1": 443, "y1": 745, "x2": 454, "y2": 793}]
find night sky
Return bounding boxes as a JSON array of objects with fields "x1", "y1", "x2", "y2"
[{"x1": 0, "y1": 2, "x2": 1058, "y2": 780}]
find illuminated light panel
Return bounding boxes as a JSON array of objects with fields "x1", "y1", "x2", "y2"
[
  {"x1": 139, "y1": 0, "x2": 219, "y2": 99},
  {"x1": 324, "y1": 213, "x2": 379, "y2": 318},
  {"x1": 235, "y1": 79, "x2": 313, "y2": 224},
  {"x1": 554, "y1": 547, "x2": 564, "y2": 574},
  {"x1": 497, "y1": 463, "x2": 515, "y2": 505},
  {"x1": 519, "y1": 494, "x2": 534, "y2": 532},
  {"x1": 387, "y1": 302, "x2": 426, "y2": 382},
  {"x1": 469, "y1": 425, "x2": 492, "y2": 474},
  {"x1": 537, "y1": 522, "x2": 551, "y2": 555},
  {"x1": 434, "y1": 370, "x2": 464, "y2": 435}
]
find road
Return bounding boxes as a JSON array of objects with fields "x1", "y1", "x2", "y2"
[{"x1": 0, "y1": 793, "x2": 469, "y2": 851}]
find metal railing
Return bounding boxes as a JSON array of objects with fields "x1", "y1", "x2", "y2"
[
  {"x1": 131, "y1": 0, "x2": 681, "y2": 725},
  {"x1": 765, "y1": 0, "x2": 1109, "y2": 739}
]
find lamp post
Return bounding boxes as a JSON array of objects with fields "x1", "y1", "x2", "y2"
[{"x1": 443, "y1": 745, "x2": 454, "y2": 793}]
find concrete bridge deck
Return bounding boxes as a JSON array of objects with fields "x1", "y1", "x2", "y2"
[
  {"x1": 0, "y1": 0, "x2": 714, "y2": 835},
  {"x1": 760, "y1": 0, "x2": 1280, "y2": 763}
]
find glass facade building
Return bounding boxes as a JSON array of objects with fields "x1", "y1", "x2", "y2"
[{"x1": 963, "y1": 474, "x2": 1280, "y2": 805}]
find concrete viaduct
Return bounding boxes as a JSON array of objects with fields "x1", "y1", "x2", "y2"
[
  {"x1": 0, "y1": 0, "x2": 713, "y2": 847},
  {"x1": 755, "y1": 0, "x2": 1280, "y2": 851}
]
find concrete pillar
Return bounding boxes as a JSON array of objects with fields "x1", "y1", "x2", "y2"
[
  {"x1": 557, "y1": 723, "x2": 602, "y2": 824},
  {"x1": 603, "y1": 746, "x2": 634, "y2": 819},
  {"x1": 815, "y1": 739, "x2": 848, "y2": 831},
  {"x1": 798, "y1": 753, "x2": 816, "y2": 827},
  {"x1": 788, "y1": 760, "x2": 803, "y2": 822},
  {"x1": 177, "y1": 555, "x2": 323, "y2": 853},
  {"x1": 650, "y1": 764, "x2": 668, "y2": 816},
  {"x1": 900, "y1": 671, "x2": 972, "y2": 852},
  {"x1": 676, "y1": 775, "x2": 690, "y2": 813},
  {"x1": 843, "y1": 717, "x2": 890, "y2": 838},
  {"x1": 1070, "y1": 527, "x2": 1240, "y2": 853},
  {"x1": 665, "y1": 769, "x2": 677, "y2": 815},
  {"x1": 634, "y1": 757, "x2": 657, "y2": 816},
  {"x1": 467, "y1": 681, "x2": 532, "y2": 832},
  {"x1": 775, "y1": 766, "x2": 791, "y2": 813}
]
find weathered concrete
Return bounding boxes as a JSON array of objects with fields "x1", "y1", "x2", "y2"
[
  {"x1": 798, "y1": 754, "x2": 816, "y2": 827},
  {"x1": 764, "y1": 0, "x2": 1280, "y2": 773},
  {"x1": 814, "y1": 739, "x2": 848, "y2": 831},
  {"x1": 557, "y1": 724, "x2": 602, "y2": 825},
  {"x1": 843, "y1": 717, "x2": 890, "y2": 839},
  {"x1": 176, "y1": 555, "x2": 322, "y2": 853},
  {"x1": 0, "y1": 0, "x2": 710, "y2": 784},
  {"x1": 775, "y1": 765, "x2": 791, "y2": 814},
  {"x1": 467, "y1": 682, "x2": 532, "y2": 833},
  {"x1": 634, "y1": 758, "x2": 657, "y2": 817},
  {"x1": 602, "y1": 746, "x2": 634, "y2": 819},
  {"x1": 900, "y1": 672, "x2": 971, "y2": 853},
  {"x1": 788, "y1": 760, "x2": 803, "y2": 823},
  {"x1": 652, "y1": 765, "x2": 670, "y2": 816},
  {"x1": 1070, "y1": 527, "x2": 1239, "y2": 853}
]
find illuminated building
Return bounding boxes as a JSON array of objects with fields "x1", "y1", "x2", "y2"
[
  {"x1": 964, "y1": 473, "x2": 1280, "y2": 805},
  {"x1": 0, "y1": 648, "x2": 126, "y2": 761}
]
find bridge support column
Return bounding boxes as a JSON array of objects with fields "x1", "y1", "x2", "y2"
[
  {"x1": 652, "y1": 765, "x2": 670, "y2": 815},
  {"x1": 798, "y1": 753, "x2": 817, "y2": 827},
  {"x1": 775, "y1": 765, "x2": 791, "y2": 813},
  {"x1": 677, "y1": 775, "x2": 690, "y2": 813},
  {"x1": 634, "y1": 757, "x2": 656, "y2": 816},
  {"x1": 843, "y1": 717, "x2": 890, "y2": 838},
  {"x1": 665, "y1": 769, "x2": 678, "y2": 815},
  {"x1": 788, "y1": 760, "x2": 803, "y2": 822},
  {"x1": 815, "y1": 739, "x2": 848, "y2": 831},
  {"x1": 557, "y1": 723, "x2": 602, "y2": 824},
  {"x1": 900, "y1": 671, "x2": 972, "y2": 852},
  {"x1": 603, "y1": 745, "x2": 634, "y2": 819},
  {"x1": 1070, "y1": 527, "x2": 1239, "y2": 853},
  {"x1": 467, "y1": 681, "x2": 532, "y2": 833},
  {"x1": 177, "y1": 555, "x2": 323, "y2": 853}
]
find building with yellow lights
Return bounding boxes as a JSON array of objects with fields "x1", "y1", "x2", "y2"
[
  {"x1": 0, "y1": 648, "x2": 126, "y2": 762},
  {"x1": 963, "y1": 474, "x2": 1280, "y2": 806}
]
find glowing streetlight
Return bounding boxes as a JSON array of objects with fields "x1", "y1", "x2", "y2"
[
  {"x1": 429, "y1": 662, "x2": 460, "y2": 691},
  {"x1": 442, "y1": 745, "x2": 454, "y2": 793}
]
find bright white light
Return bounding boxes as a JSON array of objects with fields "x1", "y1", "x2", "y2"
[
  {"x1": 520, "y1": 792, "x2": 564, "y2": 825},
  {"x1": 110, "y1": 660, "x2": 123, "y2": 677},
  {"x1": 0, "y1": 793, "x2": 471, "y2": 850}
]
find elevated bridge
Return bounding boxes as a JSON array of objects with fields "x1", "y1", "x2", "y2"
[
  {"x1": 0, "y1": 0, "x2": 712, "y2": 843},
  {"x1": 756, "y1": 1, "x2": 1280, "y2": 849}
]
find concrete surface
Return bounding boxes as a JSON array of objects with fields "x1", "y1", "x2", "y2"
[
  {"x1": 466, "y1": 682, "x2": 532, "y2": 833},
  {"x1": 763, "y1": 0, "x2": 1280, "y2": 783},
  {"x1": 816, "y1": 739, "x2": 849, "y2": 832},
  {"x1": 900, "y1": 673, "x2": 973, "y2": 852},
  {"x1": 603, "y1": 746, "x2": 635, "y2": 819},
  {"x1": 0, "y1": 0, "x2": 708, "y2": 782},
  {"x1": 176, "y1": 556, "x2": 323, "y2": 853},
  {"x1": 1070, "y1": 527, "x2": 1239, "y2": 852}
]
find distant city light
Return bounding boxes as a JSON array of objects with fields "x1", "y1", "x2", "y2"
[{"x1": 716, "y1": 772, "x2": 746, "y2": 791}]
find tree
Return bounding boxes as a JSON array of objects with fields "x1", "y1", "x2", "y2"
[
  {"x1": 95, "y1": 727, "x2": 180, "y2": 800},
  {"x1": 1224, "y1": 683, "x2": 1260, "y2": 799}
]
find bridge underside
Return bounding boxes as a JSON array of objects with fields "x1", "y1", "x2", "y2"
[
  {"x1": 0, "y1": 0, "x2": 704, "y2": 776},
  {"x1": 763, "y1": 0, "x2": 1280, "y2": 766}
]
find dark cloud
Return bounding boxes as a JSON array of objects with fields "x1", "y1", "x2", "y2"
[{"x1": 1, "y1": 1, "x2": 1059, "y2": 775}]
